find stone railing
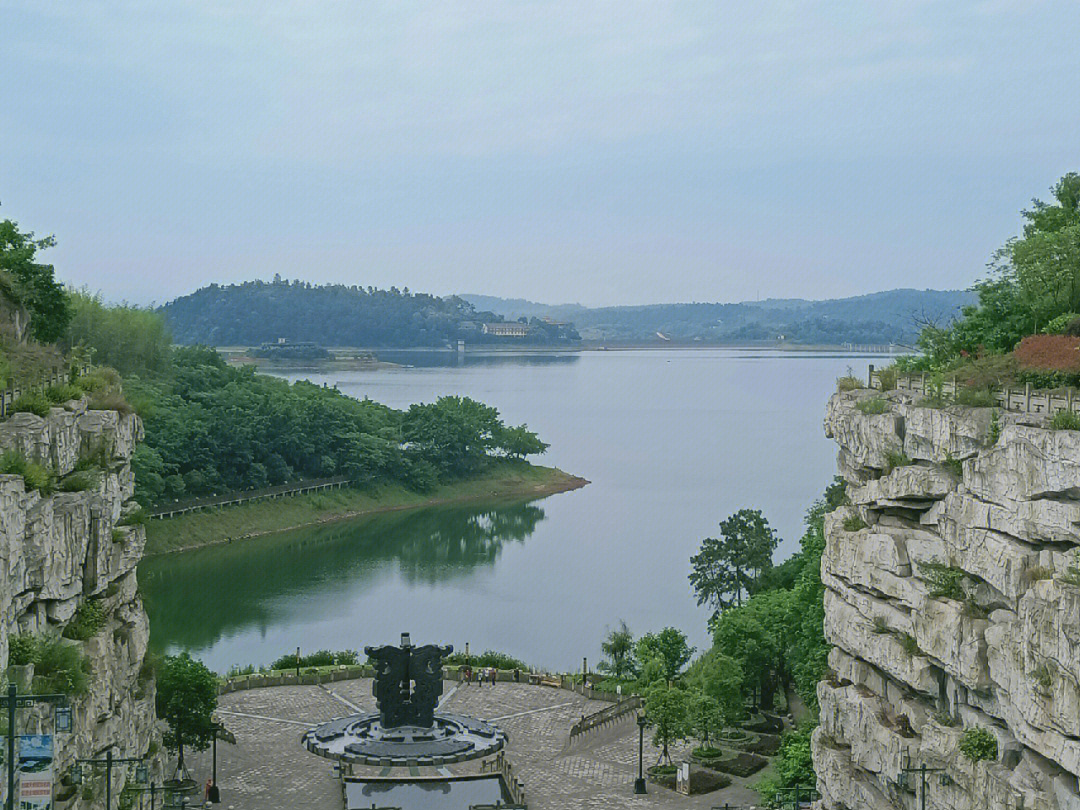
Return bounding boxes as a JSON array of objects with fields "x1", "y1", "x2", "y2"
[
  {"x1": 480, "y1": 751, "x2": 527, "y2": 806},
  {"x1": 568, "y1": 694, "x2": 642, "y2": 739},
  {"x1": 0, "y1": 363, "x2": 91, "y2": 418},
  {"x1": 867, "y1": 364, "x2": 1080, "y2": 415}
]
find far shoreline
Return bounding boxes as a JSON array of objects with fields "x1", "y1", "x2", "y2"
[{"x1": 143, "y1": 461, "x2": 588, "y2": 557}]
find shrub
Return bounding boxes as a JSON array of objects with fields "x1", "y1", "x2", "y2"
[
  {"x1": 76, "y1": 367, "x2": 122, "y2": 393},
  {"x1": 10, "y1": 391, "x2": 51, "y2": 417},
  {"x1": 12, "y1": 635, "x2": 92, "y2": 696},
  {"x1": 962, "y1": 598, "x2": 989, "y2": 620},
  {"x1": 1029, "y1": 662, "x2": 1053, "y2": 690},
  {"x1": 842, "y1": 513, "x2": 867, "y2": 532},
  {"x1": 63, "y1": 600, "x2": 108, "y2": 641},
  {"x1": 954, "y1": 387, "x2": 997, "y2": 408},
  {"x1": 58, "y1": 470, "x2": 101, "y2": 492},
  {"x1": 959, "y1": 727, "x2": 998, "y2": 763},
  {"x1": 943, "y1": 453, "x2": 963, "y2": 478},
  {"x1": 443, "y1": 650, "x2": 528, "y2": 670},
  {"x1": 872, "y1": 616, "x2": 890, "y2": 635},
  {"x1": 897, "y1": 633, "x2": 921, "y2": 658},
  {"x1": 45, "y1": 383, "x2": 84, "y2": 404},
  {"x1": 0, "y1": 451, "x2": 57, "y2": 495},
  {"x1": 1042, "y1": 313, "x2": 1080, "y2": 335},
  {"x1": 8, "y1": 634, "x2": 36, "y2": 666},
  {"x1": 1013, "y1": 335, "x2": 1080, "y2": 374},
  {"x1": 884, "y1": 449, "x2": 912, "y2": 471},
  {"x1": 934, "y1": 711, "x2": 959, "y2": 727},
  {"x1": 953, "y1": 353, "x2": 1018, "y2": 390},
  {"x1": 876, "y1": 366, "x2": 898, "y2": 391},
  {"x1": 1026, "y1": 566, "x2": 1055, "y2": 583},
  {"x1": 989, "y1": 409, "x2": 1002, "y2": 444},
  {"x1": 118, "y1": 507, "x2": 148, "y2": 526},
  {"x1": 267, "y1": 648, "x2": 360, "y2": 671},
  {"x1": 1050, "y1": 410, "x2": 1080, "y2": 431},
  {"x1": 856, "y1": 397, "x2": 888, "y2": 414},
  {"x1": 1060, "y1": 552, "x2": 1080, "y2": 588},
  {"x1": 836, "y1": 374, "x2": 864, "y2": 392},
  {"x1": 919, "y1": 561, "x2": 966, "y2": 600},
  {"x1": 88, "y1": 392, "x2": 134, "y2": 415}
]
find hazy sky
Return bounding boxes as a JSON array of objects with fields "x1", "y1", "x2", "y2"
[{"x1": 3, "y1": 2, "x2": 1078, "y2": 307}]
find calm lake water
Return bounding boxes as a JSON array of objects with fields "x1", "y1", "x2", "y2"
[{"x1": 141, "y1": 349, "x2": 879, "y2": 672}]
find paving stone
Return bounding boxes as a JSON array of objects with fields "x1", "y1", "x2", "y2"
[{"x1": 181, "y1": 679, "x2": 765, "y2": 809}]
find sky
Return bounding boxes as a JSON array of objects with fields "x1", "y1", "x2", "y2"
[{"x1": 2, "y1": 1, "x2": 1079, "y2": 307}]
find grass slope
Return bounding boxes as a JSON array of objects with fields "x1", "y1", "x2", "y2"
[{"x1": 144, "y1": 460, "x2": 587, "y2": 556}]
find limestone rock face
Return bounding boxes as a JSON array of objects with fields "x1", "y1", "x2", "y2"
[
  {"x1": 815, "y1": 390, "x2": 1080, "y2": 809},
  {"x1": 0, "y1": 403, "x2": 159, "y2": 808}
]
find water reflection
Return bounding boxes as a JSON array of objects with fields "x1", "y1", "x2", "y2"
[{"x1": 140, "y1": 500, "x2": 545, "y2": 655}]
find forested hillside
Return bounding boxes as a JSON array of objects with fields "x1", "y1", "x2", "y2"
[{"x1": 159, "y1": 278, "x2": 580, "y2": 347}]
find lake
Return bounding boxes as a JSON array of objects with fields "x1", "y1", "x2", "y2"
[{"x1": 140, "y1": 348, "x2": 879, "y2": 673}]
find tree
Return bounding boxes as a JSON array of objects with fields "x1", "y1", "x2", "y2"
[
  {"x1": 156, "y1": 653, "x2": 218, "y2": 776},
  {"x1": 599, "y1": 620, "x2": 635, "y2": 680},
  {"x1": 644, "y1": 682, "x2": 689, "y2": 765},
  {"x1": 0, "y1": 219, "x2": 71, "y2": 342},
  {"x1": 636, "y1": 627, "x2": 694, "y2": 684},
  {"x1": 688, "y1": 692, "x2": 724, "y2": 750},
  {"x1": 63, "y1": 290, "x2": 173, "y2": 375},
  {"x1": 689, "y1": 508, "x2": 779, "y2": 614},
  {"x1": 496, "y1": 424, "x2": 549, "y2": 459},
  {"x1": 403, "y1": 396, "x2": 504, "y2": 477},
  {"x1": 683, "y1": 648, "x2": 744, "y2": 729},
  {"x1": 711, "y1": 588, "x2": 792, "y2": 710}
]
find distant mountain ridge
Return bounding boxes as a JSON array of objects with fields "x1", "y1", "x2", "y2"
[
  {"x1": 159, "y1": 280, "x2": 974, "y2": 348},
  {"x1": 461, "y1": 288, "x2": 976, "y2": 345}
]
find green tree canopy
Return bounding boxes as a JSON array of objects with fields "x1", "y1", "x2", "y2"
[
  {"x1": 63, "y1": 290, "x2": 173, "y2": 376},
  {"x1": 683, "y1": 648, "x2": 744, "y2": 729},
  {"x1": 636, "y1": 627, "x2": 694, "y2": 685},
  {"x1": 0, "y1": 219, "x2": 71, "y2": 343},
  {"x1": 156, "y1": 653, "x2": 218, "y2": 771},
  {"x1": 643, "y1": 681, "x2": 689, "y2": 764},
  {"x1": 689, "y1": 508, "x2": 779, "y2": 614},
  {"x1": 688, "y1": 692, "x2": 724, "y2": 749},
  {"x1": 599, "y1": 620, "x2": 636, "y2": 680}
]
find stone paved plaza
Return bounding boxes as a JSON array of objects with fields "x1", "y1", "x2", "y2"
[{"x1": 183, "y1": 678, "x2": 764, "y2": 809}]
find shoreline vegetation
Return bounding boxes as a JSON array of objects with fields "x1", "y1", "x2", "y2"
[{"x1": 144, "y1": 460, "x2": 587, "y2": 556}]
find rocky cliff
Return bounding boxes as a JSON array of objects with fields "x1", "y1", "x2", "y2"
[
  {"x1": 0, "y1": 400, "x2": 158, "y2": 807},
  {"x1": 814, "y1": 387, "x2": 1080, "y2": 810}
]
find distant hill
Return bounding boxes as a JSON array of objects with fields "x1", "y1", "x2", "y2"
[
  {"x1": 161, "y1": 281, "x2": 972, "y2": 349},
  {"x1": 462, "y1": 288, "x2": 976, "y2": 346},
  {"x1": 159, "y1": 279, "x2": 581, "y2": 347}
]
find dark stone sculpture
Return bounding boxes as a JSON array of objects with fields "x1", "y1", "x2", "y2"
[{"x1": 365, "y1": 633, "x2": 453, "y2": 728}]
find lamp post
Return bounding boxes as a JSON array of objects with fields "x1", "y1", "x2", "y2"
[
  {"x1": 1, "y1": 682, "x2": 72, "y2": 810},
  {"x1": 71, "y1": 750, "x2": 148, "y2": 810},
  {"x1": 634, "y1": 713, "x2": 647, "y2": 794}
]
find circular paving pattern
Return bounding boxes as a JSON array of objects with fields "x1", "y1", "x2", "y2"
[{"x1": 304, "y1": 711, "x2": 506, "y2": 765}]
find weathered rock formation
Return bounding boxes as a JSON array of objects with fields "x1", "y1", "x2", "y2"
[
  {"x1": 0, "y1": 400, "x2": 159, "y2": 807},
  {"x1": 815, "y1": 388, "x2": 1080, "y2": 810}
]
